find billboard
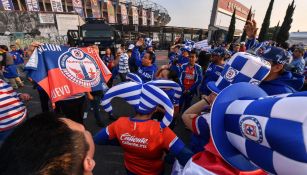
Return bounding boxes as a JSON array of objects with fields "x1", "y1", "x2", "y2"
[
  {"x1": 39, "y1": 13, "x2": 55, "y2": 24},
  {"x1": 90, "y1": 0, "x2": 101, "y2": 18},
  {"x1": 142, "y1": 9, "x2": 147, "y2": 26},
  {"x1": 132, "y1": 6, "x2": 138, "y2": 25},
  {"x1": 107, "y1": 0, "x2": 116, "y2": 23},
  {"x1": 218, "y1": 0, "x2": 249, "y2": 21},
  {"x1": 50, "y1": 0, "x2": 63, "y2": 12},
  {"x1": 120, "y1": 4, "x2": 128, "y2": 25},
  {"x1": 150, "y1": 11, "x2": 154, "y2": 26},
  {"x1": 25, "y1": 0, "x2": 40, "y2": 11},
  {"x1": 0, "y1": 0, "x2": 14, "y2": 10},
  {"x1": 56, "y1": 14, "x2": 85, "y2": 35},
  {"x1": 72, "y1": 0, "x2": 84, "y2": 17}
]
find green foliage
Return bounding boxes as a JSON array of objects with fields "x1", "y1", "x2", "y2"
[
  {"x1": 272, "y1": 21, "x2": 280, "y2": 41},
  {"x1": 258, "y1": 0, "x2": 275, "y2": 42},
  {"x1": 226, "y1": 8, "x2": 236, "y2": 44},
  {"x1": 276, "y1": 0, "x2": 296, "y2": 44}
]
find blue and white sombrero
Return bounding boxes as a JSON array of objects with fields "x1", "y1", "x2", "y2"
[
  {"x1": 145, "y1": 38, "x2": 153, "y2": 48},
  {"x1": 126, "y1": 73, "x2": 182, "y2": 106},
  {"x1": 211, "y1": 82, "x2": 307, "y2": 174},
  {"x1": 207, "y1": 52, "x2": 271, "y2": 94},
  {"x1": 102, "y1": 75, "x2": 174, "y2": 128},
  {"x1": 181, "y1": 39, "x2": 195, "y2": 52}
]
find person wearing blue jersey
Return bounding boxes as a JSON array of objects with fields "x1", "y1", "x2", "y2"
[
  {"x1": 179, "y1": 50, "x2": 202, "y2": 112},
  {"x1": 10, "y1": 42, "x2": 25, "y2": 77},
  {"x1": 199, "y1": 47, "x2": 226, "y2": 96},
  {"x1": 288, "y1": 47, "x2": 305, "y2": 75},
  {"x1": 177, "y1": 48, "x2": 190, "y2": 66},
  {"x1": 132, "y1": 38, "x2": 157, "y2": 83},
  {"x1": 168, "y1": 45, "x2": 181, "y2": 63},
  {"x1": 259, "y1": 46, "x2": 304, "y2": 95},
  {"x1": 244, "y1": 20, "x2": 304, "y2": 95},
  {"x1": 140, "y1": 38, "x2": 156, "y2": 64},
  {"x1": 0, "y1": 45, "x2": 24, "y2": 89}
]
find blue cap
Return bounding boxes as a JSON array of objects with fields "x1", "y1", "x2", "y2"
[
  {"x1": 212, "y1": 47, "x2": 227, "y2": 57},
  {"x1": 261, "y1": 46, "x2": 292, "y2": 65}
]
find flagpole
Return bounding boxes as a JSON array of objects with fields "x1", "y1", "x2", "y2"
[
  {"x1": 17, "y1": 0, "x2": 23, "y2": 10},
  {"x1": 64, "y1": 0, "x2": 68, "y2": 12},
  {"x1": 42, "y1": 0, "x2": 46, "y2": 11},
  {"x1": 84, "y1": 0, "x2": 88, "y2": 17}
]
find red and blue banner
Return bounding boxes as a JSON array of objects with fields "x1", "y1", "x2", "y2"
[{"x1": 25, "y1": 44, "x2": 112, "y2": 102}]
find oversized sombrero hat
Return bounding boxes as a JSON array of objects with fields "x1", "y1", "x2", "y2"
[
  {"x1": 102, "y1": 74, "x2": 176, "y2": 128},
  {"x1": 211, "y1": 82, "x2": 307, "y2": 174},
  {"x1": 207, "y1": 52, "x2": 271, "y2": 94}
]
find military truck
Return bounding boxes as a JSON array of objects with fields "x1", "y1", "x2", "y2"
[{"x1": 67, "y1": 18, "x2": 122, "y2": 55}]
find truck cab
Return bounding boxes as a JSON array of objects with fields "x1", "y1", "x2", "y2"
[{"x1": 67, "y1": 18, "x2": 122, "y2": 55}]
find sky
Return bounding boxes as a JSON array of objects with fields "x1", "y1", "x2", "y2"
[{"x1": 151, "y1": 0, "x2": 307, "y2": 32}]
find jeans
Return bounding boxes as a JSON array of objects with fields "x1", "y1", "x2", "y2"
[
  {"x1": 16, "y1": 64, "x2": 25, "y2": 77},
  {"x1": 55, "y1": 96, "x2": 86, "y2": 124},
  {"x1": 179, "y1": 92, "x2": 194, "y2": 113},
  {"x1": 0, "y1": 129, "x2": 13, "y2": 142},
  {"x1": 90, "y1": 94, "x2": 103, "y2": 122},
  {"x1": 38, "y1": 89, "x2": 50, "y2": 112}
]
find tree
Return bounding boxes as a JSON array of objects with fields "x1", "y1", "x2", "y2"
[
  {"x1": 226, "y1": 8, "x2": 236, "y2": 44},
  {"x1": 258, "y1": 0, "x2": 275, "y2": 42},
  {"x1": 241, "y1": 7, "x2": 253, "y2": 42},
  {"x1": 272, "y1": 21, "x2": 280, "y2": 41},
  {"x1": 276, "y1": 0, "x2": 296, "y2": 44}
]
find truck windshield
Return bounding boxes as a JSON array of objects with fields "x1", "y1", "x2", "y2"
[{"x1": 82, "y1": 30, "x2": 113, "y2": 38}]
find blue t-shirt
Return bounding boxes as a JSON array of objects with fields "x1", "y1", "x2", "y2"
[
  {"x1": 10, "y1": 50, "x2": 24, "y2": 65},
  {"x1": 132, "y1": 46, "x2": 157, "y2": 82},
  {"x1": 289, "y1": 57, "x2": 305, "y2": 75},
  {"x1": 260, "y1": 71, "x2": 304, "y2": 95}
]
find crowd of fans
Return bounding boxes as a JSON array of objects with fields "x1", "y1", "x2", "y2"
[{"x1": 0, "y1": 20, "x2": 306, "y2": 174}]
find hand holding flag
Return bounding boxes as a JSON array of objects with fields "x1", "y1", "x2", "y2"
[{"x1": 25, "y1": 43, "x2": 112, "y2": 103}]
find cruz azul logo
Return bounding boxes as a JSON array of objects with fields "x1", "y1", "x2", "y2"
[
  {"x1": 239, "y1": 116, "x2": 263, "y2": 143},
  {"x1": 120, "y1": 133, "x2": 149, "y2": 149},
  {"x1": 58, "y1": 48, "x2": 101, "y2": 87},
  {"x1": 224, "y1": 67, "x2": 238, "y2": 82}
]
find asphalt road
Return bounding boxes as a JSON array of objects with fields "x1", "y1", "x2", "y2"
[{"x1": 16, "y1": 50, "x2": 194, "y2": 175}]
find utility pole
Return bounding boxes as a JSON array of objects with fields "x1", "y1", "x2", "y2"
[{"x1": 208, "y1": 0, "x2": 219, "y2": 43}]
